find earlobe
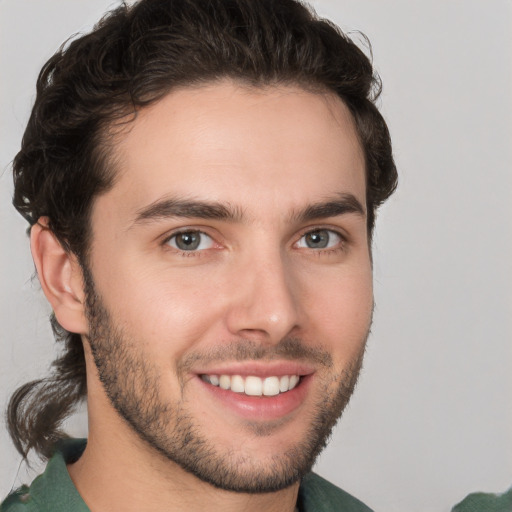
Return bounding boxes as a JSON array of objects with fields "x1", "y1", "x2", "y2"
[{"x1": 30, "y1": 218, "x2": 88, "y2": 335}]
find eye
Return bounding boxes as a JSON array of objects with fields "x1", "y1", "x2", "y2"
[
  {"x1": 166, "y1": 230, "x2": 214, "y2": 251},
  {"x1": 296, "y1": 229, "x2": 342, "y2": 249}
]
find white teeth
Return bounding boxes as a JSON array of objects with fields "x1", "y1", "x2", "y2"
[
  {"x1": 231, "y1": 375, "x2": 245, "y2": 393},
  {"x1": 245, "y1": 376, "x2": 263, "y2": 396},
  {"x1": 263, "y1": 376, "x2": 280, "y2": 396},
  {"x1": 219, "y1": 375, "x2": 231, "y2": 390},
  {"x1": 279, "y1": 375, "x2": 290, "y2": 392},
  {"x1": 202, "y1": 374, "x2": 301, "y2": 396}
]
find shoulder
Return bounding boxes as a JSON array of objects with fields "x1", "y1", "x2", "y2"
[
  {"x1": 299, "y1": 473, "x2": 374, "y2": 512},
  {"x1": 451, "y1": 486, "x2": 512, "y2": 512},
  {"x1": 1, "y1": 486, "x2": 39, "y2": 512},
  {"x1": 1, "y1": 439, "x2": 89, "y2": 512}
]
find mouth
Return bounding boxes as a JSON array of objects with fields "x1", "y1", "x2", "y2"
[
  {"x1": 194, "y1": 362, "x2": 314, "y2": 420},
  {"x1": 200, "y1": 373, "x2": 301, "y2": 397}
]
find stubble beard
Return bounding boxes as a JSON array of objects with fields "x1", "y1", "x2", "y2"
[{"x1": 83, "y1": 270, "x2": 368, "y2": 493}]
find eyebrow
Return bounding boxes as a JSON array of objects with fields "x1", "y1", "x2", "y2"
[
  {"x1": 130, "y1": 192, "x2": 365, "y2": 228},
  {"x1": 132, "y1": 197, "x2": 244, "y2": 226},
  {"x1": 292, "y1": 193, "x2": 365, "y2": 223}
]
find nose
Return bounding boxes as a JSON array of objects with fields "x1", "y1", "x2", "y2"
[{"x1": 225, "y1": 248, "x2": 301, "y2": 344}]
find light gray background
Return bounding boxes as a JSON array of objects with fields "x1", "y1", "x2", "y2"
[{"x1": 1, "y1": 1, "x2": 511, "y2": 511}]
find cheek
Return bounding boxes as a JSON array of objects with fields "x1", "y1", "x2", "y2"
[
  {"x1": 92, "y1": 256, "x2": 226, "y2": 358},
  {"x1": 302, "y1": 266, "x2": 373, "y2": 355}
]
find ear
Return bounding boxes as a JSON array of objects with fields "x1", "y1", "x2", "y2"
[{"x1": 30, "y1": 218, "x2": 88, "y2": 335}]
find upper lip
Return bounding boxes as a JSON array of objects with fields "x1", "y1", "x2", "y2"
[{"x1": 193, "y1": 361, "x2": 316, "y2": 378}]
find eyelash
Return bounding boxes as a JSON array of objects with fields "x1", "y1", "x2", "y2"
[
  {"x1": 295, "y1": 228, "x2": 347, "y2": 255},
  {"x1": 162, "y1": 229, "x2": 216, "y2": 257},
  {"x1": 161, "y1": 227, "x2": 347, "y2": 257}
]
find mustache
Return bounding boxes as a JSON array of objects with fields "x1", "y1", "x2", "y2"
[{"x1": 177, "y1": 337, "x2": 333, "y2": 374}]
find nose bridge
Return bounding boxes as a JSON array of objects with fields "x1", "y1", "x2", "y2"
[{"x1": 225, "y1": 241, "x2": 300, "y2": 343}]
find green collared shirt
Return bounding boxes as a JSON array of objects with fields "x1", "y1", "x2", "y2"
[
  {"x1": 1, "y1": 439, "x2": 373, "y2": 512},
  {"x1": 1, "y1": 440, "x2": 87, "y2": 512},
  {"x1": 451, "y1": 486, "x2": 512, "y2": 512}
]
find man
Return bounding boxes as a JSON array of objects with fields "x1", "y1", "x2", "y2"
[{"x1": 1, "y1": 0, "x2": 398, "y2": 510}]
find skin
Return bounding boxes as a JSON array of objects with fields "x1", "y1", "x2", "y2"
[{"x1": 32, "y1": 80, "x2": 373, "y2": 512}]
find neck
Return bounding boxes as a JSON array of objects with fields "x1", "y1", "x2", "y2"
[{"x1": 68, "y1": 419, "x2": 300, "y2": 512}]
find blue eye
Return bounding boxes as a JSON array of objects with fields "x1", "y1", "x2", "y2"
[
  {"x1": 297, "y1": 229, "x2": 341, "y2": 249},
  {"x1": 167, "y1": 231, "x2": 214, "y2": 251}
]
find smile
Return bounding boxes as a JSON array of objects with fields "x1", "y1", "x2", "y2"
[{"x1": 201, "y1": 374, "x2": 301, "y2": 397}]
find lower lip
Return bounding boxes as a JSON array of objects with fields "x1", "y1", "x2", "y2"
[{"x1": 197, "y1": 375, "x2": 312, "y2": 421}]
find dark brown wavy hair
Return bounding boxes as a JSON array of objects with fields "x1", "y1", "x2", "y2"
[{"x1": 8, "y1": 0, "x2": 397, "y2": 461}]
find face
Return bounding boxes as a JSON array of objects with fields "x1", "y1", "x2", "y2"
[{"x1": 83, "y1": 81, "x2": 373, "y2": 492}]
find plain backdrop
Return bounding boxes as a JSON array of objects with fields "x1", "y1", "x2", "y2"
[{"x1": 1, "y1": 1, "x2": 511, "y2": 511}]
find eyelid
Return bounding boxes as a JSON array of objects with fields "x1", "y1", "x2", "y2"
[
  {"x1": 161, "y1": 227, "x2": 221, "y2": 254},
  {"x1": 296, "y1": 224, "x2": 348, "y2": 240},
  {"x1": 160, "y1": 224, "x2": 216, "y2": 242},
  {"x1": 294, "y1": 226, "x2": 347, "y2": 250}
]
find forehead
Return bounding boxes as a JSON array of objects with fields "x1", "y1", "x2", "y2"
[{"x1": 95, "y1": 81, "x2": 366, "y2": 225}]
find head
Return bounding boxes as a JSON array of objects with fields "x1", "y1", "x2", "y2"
[{"x1": 8, "y1": 0, "x2": 397, "y2": 491}]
